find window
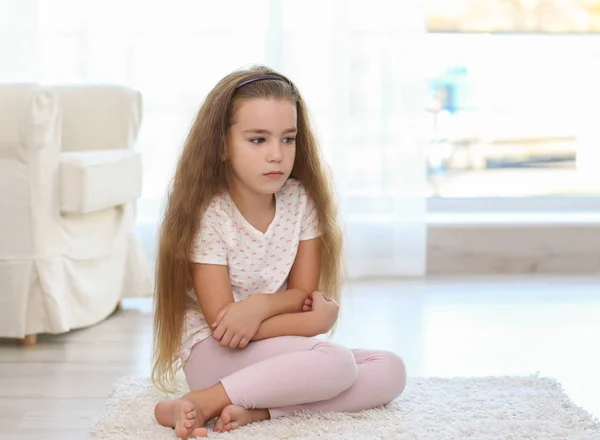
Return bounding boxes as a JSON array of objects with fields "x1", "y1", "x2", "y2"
[{"x1": 424, "y1": 0, "x2": 600, "y2": 201}]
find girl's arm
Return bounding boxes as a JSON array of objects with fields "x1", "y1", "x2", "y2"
[
  {"x1": 235, "y1": 236, "x2": 321, "y2": 320},
  {"x1": 190, "y1": 263, "x2": 305, "y2": 328},
  {"x1": 251, "y1": 237, "x2": 323, "y2": 338},
  {"x1": 263, "y1": 236, "x2": 320, "y2": 313},
  {"x1": 257, "y1": 289, "x2": 310, "y2": 320},
  {"x1": 193, "y1": 237, "x2": 319, "y2": 325},
  {"x1": 249, "y1": 237, "x2": 323, "y2": 339},
  {"x1": 208, "y1": 238, "x2": 325, "y2": 346},
  {"x1": 252, "y1": 291, "x2": 337, "y2": 341},
  {"x1": 287, "y1": 237, "x2": 321, "y2": 295},
  {"x1": 190, "y1": 263, "x2": 235, "y2": 327},
  {"x1": 251, "y1": 311, "x2": 322, "y2": 340}
]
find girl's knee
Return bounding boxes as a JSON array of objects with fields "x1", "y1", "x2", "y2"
[
  {"x1": 382, "y1": 351, "x2": 407, "y2": 397},
  {"x1": 315, "y1": 342, "x2": 359, "y2": 390},
  {"x1": 184, "y1": 364, "x2": 220, "y2": 391}
]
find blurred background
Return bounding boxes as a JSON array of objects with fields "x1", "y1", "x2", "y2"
[
  {"x1": 3, "y1": 0, "x2": 600, "y2": 275},
  {"x1": 425, "y1": 0, "x2": 600, "y2": 199},
  {"x1": 4, "y1": 0, "x2": 600, "y2": 201}
]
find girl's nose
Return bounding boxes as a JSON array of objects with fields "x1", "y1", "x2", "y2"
[{"x1": 267, "y1": 141, "x2": 283, "y2": 162}]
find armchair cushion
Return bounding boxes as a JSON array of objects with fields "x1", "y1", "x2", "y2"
[{"x1": 59, "y1": 149, "x2": 142, "y2": 214}]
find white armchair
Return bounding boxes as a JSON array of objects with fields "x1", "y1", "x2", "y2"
[{"x1": 0, "y1": 84, "x2": 152, "y2": 344}]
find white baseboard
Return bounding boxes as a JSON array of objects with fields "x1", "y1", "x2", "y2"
[{"x1": 427, "y1": 221, "x2": 600, "y2": 274}]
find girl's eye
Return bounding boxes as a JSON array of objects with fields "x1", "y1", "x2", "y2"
[
  {"x1": 283, "y1": 137, "x2": 296, "y2": 145},
  {"x1": 250, "y1": 137, "x2": 265, "y2": 144}
]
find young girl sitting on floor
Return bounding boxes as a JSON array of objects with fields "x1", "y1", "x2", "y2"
[{"x1": 152, "y1": 66, "x2": 407, "y2": 439}]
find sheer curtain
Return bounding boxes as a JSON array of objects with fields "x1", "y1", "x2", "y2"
[{"x1": 1, "y1": 0, "x2": 427, "y2": 278}]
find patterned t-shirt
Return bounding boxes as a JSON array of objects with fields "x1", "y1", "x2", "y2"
[{"x1": 180, "y1": 178, "x2": 320, "y2": 362}]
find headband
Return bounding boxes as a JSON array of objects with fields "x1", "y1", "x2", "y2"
[{"x1": 236, "y1": 75, "x2": 289, "y2": 89}]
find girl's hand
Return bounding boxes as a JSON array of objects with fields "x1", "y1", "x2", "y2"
[
  {"x1": 211, "y1": 296, "x2": 266, "y2": 349},
  {"x1": 310, "y1": 291, "x2": 339, "y2": 333},
  {"x1": 302, "y1": 296, "x2": 313, "y2": 312}
]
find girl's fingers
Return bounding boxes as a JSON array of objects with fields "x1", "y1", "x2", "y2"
[
  {"x1": 213, "y1": 322, "x2": 226, "y2": 340},
  {"x1": 212, "y1": 304, "x2": 230, "y2": 328},
  {"x1": 303, "y1": 298, "x2": 313, "y2": 312},
  {"x1": 229, "y1": 334, "x2": 242, "y2": 349},
  {"x1": 220, "y1": 329, "x2": 234, "y2": 347}
]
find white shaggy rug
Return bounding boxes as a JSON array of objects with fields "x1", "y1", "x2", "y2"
[{"x1": 89, "y1": 374, "x2": 600, "y2": 439}]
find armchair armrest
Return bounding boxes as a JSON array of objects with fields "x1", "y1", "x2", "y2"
[{"x1": 60, "y1": 149, "x2": 142, "y2": 214}]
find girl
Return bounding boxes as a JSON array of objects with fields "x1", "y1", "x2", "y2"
[{"x1": 152, "y1": 66, "x2": 407, "y2": 439}]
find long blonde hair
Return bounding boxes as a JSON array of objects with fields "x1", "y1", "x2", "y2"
[{"x1": 151, "y1": 65, "x2": 343, "y2": 392}]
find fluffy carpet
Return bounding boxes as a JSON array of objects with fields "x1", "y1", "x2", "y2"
[{"x1": 89, "y1": 374, "x2": 600, "y2": 439}]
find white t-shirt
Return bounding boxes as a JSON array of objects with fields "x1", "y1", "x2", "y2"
[{"x1": 180, "y1": 178, "x2": 320, "y2": 363}]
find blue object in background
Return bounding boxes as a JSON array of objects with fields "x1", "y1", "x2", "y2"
[{"x1": 429, "y1": 66, "x2": 471, "y2": 114}]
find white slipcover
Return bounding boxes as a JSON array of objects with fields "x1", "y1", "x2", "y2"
[
  {"x1": 59, "y1": 149, "x2": 143, "y2": 214},
  {"x1": 0, "y1": 84, "x2": 152, "y2": 338}
]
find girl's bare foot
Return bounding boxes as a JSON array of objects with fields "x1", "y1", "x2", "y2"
[
  {"x1": 154, "y1": 399, "x2": 208, "y2": 438},
  {"x1": 154, "y1": 383, "x2": 231, "y2": 439},
  {"x1": 214, "y1": 405, "x2": 270, "y2": 433}
]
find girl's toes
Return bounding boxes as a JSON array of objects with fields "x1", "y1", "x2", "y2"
[{"x1": 190, "y1": 427, "x2": 208, "y2": 438}]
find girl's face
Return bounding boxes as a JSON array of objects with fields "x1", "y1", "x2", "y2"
[{"x1": 228, "y1": 98, "x2": 297, "y2": 198}]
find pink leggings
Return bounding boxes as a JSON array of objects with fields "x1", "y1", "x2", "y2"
[{"x1": 183, "y1": 336, "x2": 407, "y2": 418}]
